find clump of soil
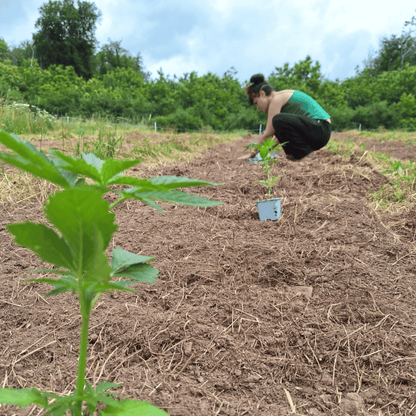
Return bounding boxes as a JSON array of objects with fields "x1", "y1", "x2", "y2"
[{"x1": 1, "y1": 132, "x2": 416, "y2": 415}]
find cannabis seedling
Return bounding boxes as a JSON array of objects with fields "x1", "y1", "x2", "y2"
[
  {"x1": 246, "y1": 137, "x2": 284, "y2": 197},
  {"x1": 0, "y1": 132, "x2": 223, "y2": 416}
]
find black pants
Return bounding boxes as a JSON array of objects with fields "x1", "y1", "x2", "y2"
[{"x1": 272, "y1": 113, "x2": 332, "y2": 160}]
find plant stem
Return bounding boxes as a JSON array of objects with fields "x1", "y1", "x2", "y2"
[
  {"x1": 266, "y1": 165, "x2": 271, "y2": 197},
  {"x1": 74, "y1": 288, "x2": 92, "y2": 416},
  {"x1": 109, "y1": 197, "x2": 125, "y2": 211}
]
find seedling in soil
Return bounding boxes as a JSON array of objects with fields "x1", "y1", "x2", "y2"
[
  {"x1": 0, "y1": 131, "x2": 223, "y2": 415},
  {"x1": 245, "y1": 137, "x2": 284, "y2": 197}
]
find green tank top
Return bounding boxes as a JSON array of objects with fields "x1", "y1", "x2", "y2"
[{"x1": 280, "y1": 90, "x2": 330, "y2": 120}]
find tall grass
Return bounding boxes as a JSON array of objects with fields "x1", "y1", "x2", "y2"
[
  {"x1": 73, "y1": 127, "x2": 123, "y2": 160},
  {"x1": 0, "y1": 99, "x2": 151, "y2": 138},
  {"x1": 0, "y1": 100, "x2": 58, "y2": 135}
]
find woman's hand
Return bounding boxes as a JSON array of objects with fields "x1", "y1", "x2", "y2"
[{"x1": 244, "y1": 137, "x2": 260, "y2": 159}]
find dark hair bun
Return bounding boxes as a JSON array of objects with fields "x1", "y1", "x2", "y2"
[{"x1": 250, "y1": 74, "x2": 265, "y2": 84}]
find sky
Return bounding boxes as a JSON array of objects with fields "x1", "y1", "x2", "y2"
[{"x1": 1, "y1": 0, "x2": 415, "y2": 85}]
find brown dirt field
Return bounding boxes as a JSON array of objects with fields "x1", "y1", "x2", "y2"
[{"x1": 1, "y1": 131, "x2": 416, "y2": 415}]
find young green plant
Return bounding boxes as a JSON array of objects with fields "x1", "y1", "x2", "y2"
[
  {"x1": 245, "y1": 137, "x2": 284, "y2": 197},
  {"x1": 0, "y1": 132, "x2": 223, "y2": 416}
]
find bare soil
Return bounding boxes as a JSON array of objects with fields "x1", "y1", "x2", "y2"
[{"x1": 1, "y1": 131, "x2": 416, "y2": 415}]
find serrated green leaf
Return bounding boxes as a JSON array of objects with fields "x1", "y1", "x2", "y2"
[
  {"x1": 48, "y1": 151, "x2": 102, "y2": 183},
  {"x1": 28, "y1": 277, "x2": 77, "y2": 287},
  {"x1": 0, "y1": 152, "x2": 71, "y2": 188},
  {"x1": 83, "y1": 383, "x2": 99, "y2": 415},
  {"x1": 79, "y1": 381, "x2": 121, "y2": 414},
  {"x1": 81, "y1": 224, "x2": 113, "y2": 286},
  {"x1": 30, "y1": 277, "x2": 78, "y2": 296},
  {"x1": 95, "y1": 382, "x2": 120, "y2": 394},
  {"x1": 134, "y1": 197, "x2": 164, "y2": 212},
  {"x1": 113, "y1": 264, "x2": 159, "y2": 284},
  {"x1": 100, "y1": 398, "x2": 169, "y2": 416},
  {"x1": 47, "y1": 150, "x2": 78, "y2": 186},
  {"x1": 111, "y1": 247, "x2": 153, "y2": 272},
  {"x1": 45, "y1": 394, "x2": 75, "y2": 416},
  {"x1": 84, "y1": 380, "x2": 93, "y2": 392},
  {"x1": 13, "y1": 188, "x2": 116, "y2": 288},
  {"x1": 107, "y1": 176, "x2": 154, "y2": 188},
  {"x1": 259, "y1": 147, "x2": 269, "y2": 160},
  {"x1": 44, "y1": 189, "x2": 117, "y2": 277},
  {"x1": 0, "y1": 387, "x2": 48, "y2": 408},
  {"x1": 0, "y1": 133, "x2": 71, "y2": 188},
  {"x1": 92, "y1": 282, "x2": 137, "y2": 293},
  {"x1": 0, "y1": 132, "x2": 48, "y2": 162},
  {"x1": 114, "y1": 175, "x2": 221, "y2": 193},
  {"x1": 120, "y1": 191, "x2": 164, "y2": 211},
  {"x1": 95, "y1": 395, "x2": 121, "y2": 407},
  {"x1": 100, "y1": 159, "x2": 141, "y2": 183},
  {"x1": 7, "y1": 222, "x2": 74, "y2": 271},
  {"x1": 132, "y1": 190, "x2": 222, "y2": 207},
  {"x1": 46, "y1": 287, "x2": 71, "y2": 296},
  {"x1": 82, "y1": 153, "x2": 105, "y2": 170},
  {"x1": 148, "y1": 175, "x2": 220, "y2": 189}
]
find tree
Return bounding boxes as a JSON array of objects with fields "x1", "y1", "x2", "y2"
[
  {"x1": 10, "y1": 41, "x2": 35, "y2": 67},
  {"x1": 33, "y1": 0, "x2": 102, "y2": 79},
  {"x1": 401, "y1": 11, "x2": 416, "y2": 69},
  {"x1": 268, "y1": 55, "x2": 324, "y2": 95},
  {"x1": 94, "y1": 38, "x2": 151, "y2": 81},
  {"x1": 133, "y1": 51, "x2": 151, "y2": 82},
  {"x1": 374, "y1": 34, "x2": 416, "y2": 73},
  {"x1": 361, "y1": 45, "x2": 378, "y2": 77},
  {"x1": 95, "y1": 38, "x2": 129, "y2": 75},
  {"x1": 361, "y1": 11, "x2": 416, "y2": 76},
  {"x1": 340, "y1": 70, "x2": 379, "y2": 109},
  {"x1": 0, "y1": 38, "x2": 11, "y2": 61}
]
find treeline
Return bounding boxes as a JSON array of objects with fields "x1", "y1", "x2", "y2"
[
  {"x1": 2, "y1": 56, "x2": 416, "y2": 132},
  {"x1": 0, "y1": 1, "x2": 415, "y2": 132},
  {"x1": 0, "y1": 60, "x2": 252, "y2": 131}
]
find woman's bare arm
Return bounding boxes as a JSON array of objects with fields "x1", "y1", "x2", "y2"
[{"x1": 248, "y1": 94, "x2": 287, "y2": 146}]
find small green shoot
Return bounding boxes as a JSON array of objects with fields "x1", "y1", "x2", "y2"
[
  {"x1": 245, "y1": 137, "x2": 284, "y2": 197},
  {"x1": 0, "y1": 131, "x2": 223, "y2": 415}
]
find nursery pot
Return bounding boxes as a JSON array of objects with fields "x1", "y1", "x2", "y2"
[{"x1": 256, "y1": 197, "x2": 281, "y2": 221}]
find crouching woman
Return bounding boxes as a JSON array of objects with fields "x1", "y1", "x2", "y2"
[{"x1": 244, "y1": 74, "x2": 332, "y2": 161}]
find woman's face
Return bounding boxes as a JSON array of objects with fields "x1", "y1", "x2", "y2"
[{"x1": 252, "y1": 90, "x2": 268, "y2": 113}]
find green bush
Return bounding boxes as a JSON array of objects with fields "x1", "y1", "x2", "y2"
[
  {"x1": 351, "y1": 100, "x2": 401, "y2": 130},
  {"x1": 0, "y1": 102, "x2": 57, "y2": 134},
  {"x1": 1, "y1": 53, "x2": 415, "y2": 132},
  {"x1": 152, "y1": 107, "x2": 204, "y2": 132},
  {"x1": 323, "y1": 106, "x2": 356, "y2": 131}
]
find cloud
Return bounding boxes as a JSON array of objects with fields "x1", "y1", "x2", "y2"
[
  {"x1": 141, "y1": 1, "x2": 310, "y2": 82},
  {"x1": 0, "y1": 0, "x2": 415, "y2": 85},
  {"x1": 321, "y1": 28, "x2": 375, "y2": 82},
  {"x1": 0, "y1": 0, "x2": 31, "y2": 45}
]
